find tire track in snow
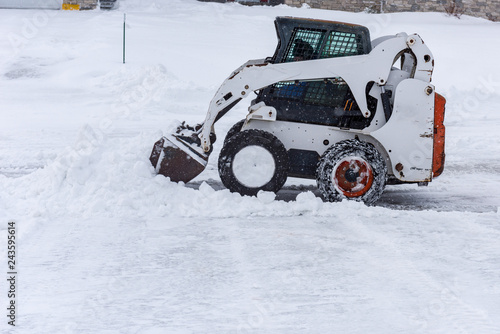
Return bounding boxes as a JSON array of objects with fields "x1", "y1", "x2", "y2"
[
  {"x1": 15, "y1": 217, "x2": 151, "y2": 333},
  {"x1": 340, "y1": 216, "x2": 500, "y2": 334}
]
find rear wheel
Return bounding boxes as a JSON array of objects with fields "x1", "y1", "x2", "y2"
[
  {"x1": 218, "y1": 130, "x2": 289, "y2": 196},
  {"x1": 316, "y1": 139, "x2": 387, "y2": 205}
]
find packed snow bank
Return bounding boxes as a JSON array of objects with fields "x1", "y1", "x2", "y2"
[{"x1": 1, "y1": 122, "x2": 498, "y2": 226}]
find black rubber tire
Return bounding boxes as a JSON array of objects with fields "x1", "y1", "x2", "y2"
[
  {"x1": 223, "y1": 119, "x2": 245, "y2": 146},
  {"x1": 316, "y1": 139, "x2": 387, "y2": 205},
  {"x1": 218, "y1": 129, "x2": 289, "y2": 196}
]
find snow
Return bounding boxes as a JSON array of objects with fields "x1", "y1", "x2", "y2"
[{"x1": 1, "y1": 0, "x2": 500, "y2": 332}]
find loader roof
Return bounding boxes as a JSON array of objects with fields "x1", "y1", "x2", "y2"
[{"x1": 278, "y1": 16, "x2": 368, "y2": 28}]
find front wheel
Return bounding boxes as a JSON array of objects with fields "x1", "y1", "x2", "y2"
[
  {"x1": 218, "y1": 130, "x2": 289, "y2": 196},
  {"x1": 223, "y1": 119, "x2": 245, "y2": 146},
  {"x1": 316, "y1": 139, "x2": 387, "y2": 205}
]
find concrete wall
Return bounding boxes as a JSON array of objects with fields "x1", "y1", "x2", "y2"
[{"x1": 284, "y1": 0, "x2": 500, "y2": 21}]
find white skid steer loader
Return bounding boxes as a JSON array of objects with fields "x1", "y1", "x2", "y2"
[{"x1": 150, "y1": 17, "x2": 446, "y2": 205}]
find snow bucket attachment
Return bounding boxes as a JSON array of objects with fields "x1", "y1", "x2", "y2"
[{"x1": 150, "y1": 134, "x2": 208, "y2": 183}]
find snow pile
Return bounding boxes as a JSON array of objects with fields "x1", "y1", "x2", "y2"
[{"x1": 0, "y1": 125, "x2": 360, "y2": 219}]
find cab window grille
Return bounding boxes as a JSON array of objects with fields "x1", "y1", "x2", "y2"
[
  {"x1": 321, "y1": 31, "x2": 361, "y2": 58},
  {"x1": 303, "y1": 79, "x2": 349, "y2": 106},
  {"x1": 258, "y1": 77, "x2": 368, "y2": 129},
  {"x1": 283, "y1": 28, "x2": 326, "y2": 63},
  {"x1": 273, "y1": 81, "x2": 307, "y2": 100},
  {"x1": 270, "y1": 78, "x2": 352, "y2": 108}
]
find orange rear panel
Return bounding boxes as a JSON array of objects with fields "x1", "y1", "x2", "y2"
[{"x1": 433, "y1": 93, "x2": 446, "y2": 177}]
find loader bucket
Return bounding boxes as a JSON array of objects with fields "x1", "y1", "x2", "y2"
[{"x1": 150, "y1": 135, "x2": 208, "y2": 183}]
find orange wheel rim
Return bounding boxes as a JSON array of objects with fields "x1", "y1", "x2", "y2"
[{"x1": 332, "y1": 157, "x2": 373, "y2": 197}]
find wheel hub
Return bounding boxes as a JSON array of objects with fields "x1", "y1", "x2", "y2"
[
  {"x1": 232, "y1": 145, "x2": 276, "y2": 188},
  {"x1": 344, "y1": 168, "x2": 359, "y2": 183},
  {"x1": 333, "y1": 157, "x2": 374, "y2": 197}
]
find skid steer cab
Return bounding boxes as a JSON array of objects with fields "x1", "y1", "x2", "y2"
[{"x1": 150, "y1": 17, "x2": 446, "y2": 205}]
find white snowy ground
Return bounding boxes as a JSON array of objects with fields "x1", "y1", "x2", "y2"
[{"x1": 0, "y1": 0, "x2": 500, "y2": 333}]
